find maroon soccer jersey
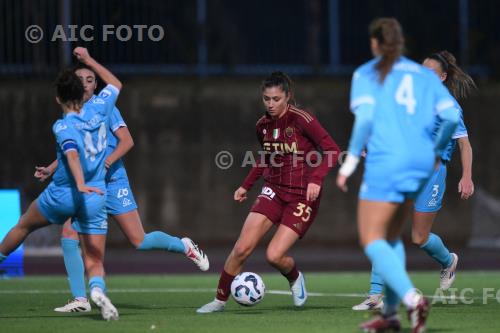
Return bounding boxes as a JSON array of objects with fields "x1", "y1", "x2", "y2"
[{"x1": 241, "y1": 104, "x2": 340, "y2": 195}]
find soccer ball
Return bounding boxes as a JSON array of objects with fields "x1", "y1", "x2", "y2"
[{"x1": 230, "y1": 272, "x2": 265, "y2": 306}]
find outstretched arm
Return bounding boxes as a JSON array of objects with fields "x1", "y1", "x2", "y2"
[
  {"x1": 34, "y1": 159, "x2": 58, "y2": 182},
  {"x1": 73, "y1": 47, "x2": 122, "y2": 90}
]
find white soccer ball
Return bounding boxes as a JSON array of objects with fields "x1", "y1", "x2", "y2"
[{"x1": 230, "y1": 272, "x2": 266, "y2": 306}]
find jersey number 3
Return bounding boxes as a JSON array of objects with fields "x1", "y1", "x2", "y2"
[
  {"x1": 395, "y1": 74, "x2": 416, "y2": 115},
  {"x1": 84, "y1": 122, "x2": 107, "y2": 161}
]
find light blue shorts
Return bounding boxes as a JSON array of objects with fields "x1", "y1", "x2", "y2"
[
  {"x1": 414, "y1": 162, "x2": 447, "y2": 213},
  {"x1": 37, "y1": 182, "x2": 107, "y2": 235},
  {"x1": 105, "y1": 179, "x2": 138, "y2": 216}
]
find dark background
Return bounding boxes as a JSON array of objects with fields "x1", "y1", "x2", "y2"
[{"x1": 1, "y1": 0, "x2": 499, "y2": 253}]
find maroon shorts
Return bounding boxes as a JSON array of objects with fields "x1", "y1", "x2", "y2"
[{"x1": 250, "y1": 183, "x2": 321, "y2": 238}]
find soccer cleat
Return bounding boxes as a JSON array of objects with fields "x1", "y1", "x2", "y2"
[
  {"x1": 440, "y1": 253, "x2": 458, "y2": 291},
  {"x1": 54, "y1": 299, "x2": 91, "y2": 313},
  {"x1": 352, "y1": 294, "x2": 385, "y2": 311},
  {"x1": 196, "y1": 298, "x2": 226, "y2": 313},
  {"x1": 182, "y1": 237, "x2": 209, "y2": 271},
  {"x1": 359, "y1": 314, "x2": 401, "y2": 332},
  {"x1": 407, "y1": 296, "x2": 430, "y2": 333},
  {"x1": 290, "y1": 271, "x2": 307, "y2": 307},
  {"x1": 90, "y1": 288, "x2": 119, "y2": 321}
]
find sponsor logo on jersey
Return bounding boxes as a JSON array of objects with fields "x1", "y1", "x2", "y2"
[
  {"x1": 259, "y1": 186, "x2": 276, "y2": 200},
  {"x1": 263, "y1": 141, "x2": 298, "y2": 153}
]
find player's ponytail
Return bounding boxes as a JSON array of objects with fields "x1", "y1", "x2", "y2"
[
  {"x1": 427, "y1": 50, "x2": 476, "y2": 100},
  {"x1": 261, "y1": 71, "x2": 296, "y2": 105},
  {"x1": 55, "y1": 69, "x2": 84, "y2": 109},
  {"x1": 369, "y1": 18, "x2": 404, "y2": 83}
]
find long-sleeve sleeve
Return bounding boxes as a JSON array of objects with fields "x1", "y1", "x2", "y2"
[
  {"x1": 240, "y1": 121, "x2": 266, "y2": 191},
  {"x1": 301, "y1": 117, "x2": 341, "y2": 186}
]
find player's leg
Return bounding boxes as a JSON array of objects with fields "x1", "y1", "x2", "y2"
[
  {"x1": 196, "y1": 212, "x2": 273, "y2": 313},
  {"x1": 54, "y1": 220, "x2": 90, "y2": 313},
  {"x1": 113, "y1": 210, "x2": 208, "y2": 271},
  {"x1": 79, "y1": 232, "x2": 118, "y2": 321},
  {"x1": 0, "y1": 199, "x2": 50, "y2": 259},
  {"x1": 266, "y1": 225, "x2": 308, "y2": 306}
]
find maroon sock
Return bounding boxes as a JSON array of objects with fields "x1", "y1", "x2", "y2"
[
  {"x1": 282, "y1": 265, "x2": 300, "y2": 283},
  {"x1": 216, "y1": 270, "x2": 235, "y2": 301}
]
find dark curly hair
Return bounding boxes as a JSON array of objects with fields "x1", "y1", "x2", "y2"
[{"x1": 54, "y1": 69, "x2": 84, "y2": 107}]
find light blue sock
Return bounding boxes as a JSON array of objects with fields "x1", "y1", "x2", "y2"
[
  {"x1": 369, "y1": 268, "x2": 384, "y2": 295},
  {"x1": 61, "y1": 238, "x2": 86, "y2": 298},
  {"x1": 0, "y1": 252, "x2": 6, "y2": 264},
  {"x1": 365, "y1": 239, "x2": 414, "y2": 301},
  {"x1": 89, "y1": 276, "x2": 106, "y2": 293},
  {"x1": 137, "y1": 231, "x2": 185, "y2": 253},
  {"x1": 420, "y1": 233, "x2": 453, "y2": 268},
  {"x1": 384, "y1": 239, "x2": 406, "y2": 311}
]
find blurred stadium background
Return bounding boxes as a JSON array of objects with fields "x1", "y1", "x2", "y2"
[{"x1": 1, "y1": 0, "x2": 500, "y2": 276}]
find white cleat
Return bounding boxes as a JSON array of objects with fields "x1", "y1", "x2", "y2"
[
  {"x1": 182, "y1": 237, "x2": 209, "y2": 271},
  {"x1": 290, "y1": 271, "x2": 307, "y2": 307},
  {"x1": 54, "y1": 298, "x2": 91, "y2": 313},
  {"x1": 90, "y1": 288, "x2": 119, "y2": 321},
  {"x1": 440, "y1": 253, "x2": 458, "y2": 290},
  {"x1": 352, "y1": 294, "x2": 384, "y2": 311},
  {"x1": 196, "y1": 298, "x2": 226, "y2": 314}
]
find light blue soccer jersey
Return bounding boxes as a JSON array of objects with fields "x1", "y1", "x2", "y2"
[
  {"x1": 350, "y1": 57, "x2": 457, "y2": 197},
  {"x1": 433, "y1": 98, "x2": 468, "y2": 162},
  {"x1": 51, "y1": 84, "x2": 120, "y2": 186},
  {"x1": 85, "y1": 95, "x2": 129, "y2": 183}
]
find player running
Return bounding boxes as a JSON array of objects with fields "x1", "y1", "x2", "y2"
[
  {"x1": 336, "y1": 18, "x2": 460, "y2": 332},
  {"x1": 35, "y1": 50, "x2": 209, "y2": 313},
  {"x1": 0, "y1": 59, "x2": 121, "y2": 320},
  {"x1": 353, "y1": 50, "x2": 476, "y2": 311},
  {"x1": 197, "y1": 71, "x2": 341, "y2": 313}
]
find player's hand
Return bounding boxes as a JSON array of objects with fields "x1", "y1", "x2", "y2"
[
  {"x1": 458, "y1": 177, "x2": 474, "y2": 200},
  {"x1": 306, "y1": 183, "x2": 321, "y2": 201},
  {"x1": 73, "y1": 47, "x2": 92, "y2": 64},
  {"x1": 77, "y1": 184, "x2": 104, "y2": 195},
  {"x1": 336, "y1": 173, "x2": 348, "y2": 193},
  {"x1": 234, "y1": 187, "x2": 248, "y2": 202},
  {"x1": 104, "y1": 158, "x2": 112, "y2": 169},
  {"x1": 34, "y1": 166, "x2": 53, "y2": 182}
]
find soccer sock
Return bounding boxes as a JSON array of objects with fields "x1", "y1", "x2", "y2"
[
  {"x1": 61, "y1": 238, "x2": 87, "y2": 299},
  {"x1": 420, "y1": 233, "x2": 453, "y2": 268},
  {"x1": 364, "y1": 239, "x2": 414, "y2": 303},
  {"x1": 0, "y1": 252, "x2": 6, "y2": 264},
  {"x1": 281, "y1": 264, "x2": 300, "y2": 284},
  {"x1": 137, "y1": 231, "x2": 185, "y2": 253},
  {"x1": 369, "y1": 268, "x2": 384, "y2": 295},
  {"x1": 215, "y1": 270, "x2": 235, "y2": 302},
  {"x1": 89, "y1": 276, "x2": 106, "y2": 293},
  {"x1": 383, "y1": 239, "x2": 406, "y2": 314}
]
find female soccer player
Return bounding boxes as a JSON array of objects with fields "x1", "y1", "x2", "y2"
[
  {"x1": 353, "y1": 50, "x2": 476, "y2": 311},
  {"x1": 0, "y1": 62, "x2": 121, "y2": 320},
  {"x1": 35, "y1": 51, "x2": 209, "y2": 313},
  {"x1": 336, "y1": 18, "x2": 460, "y2": 332},
  {"x1": 197, "y1": 71, "x2": 341, "y2": 313}
]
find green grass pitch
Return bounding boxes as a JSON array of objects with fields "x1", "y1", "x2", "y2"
[{"x1": 1, "y1": 272, "x2": 500, "y2": 332}]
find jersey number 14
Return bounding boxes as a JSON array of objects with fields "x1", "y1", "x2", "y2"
[
  {"x1": 84, "y1": 122, "x2": 107, "y2": 162},
  {"x1": 395, "y1": 74, "x2": 416, "y2": 115}
]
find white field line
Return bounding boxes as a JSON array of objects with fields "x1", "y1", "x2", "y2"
[{"x1": 0, "y1": 287, "x2": 482, "y2": 301}]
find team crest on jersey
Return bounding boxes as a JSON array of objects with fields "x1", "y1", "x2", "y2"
[
  {"x1": 272, "y1": 128, "x2": 280, "y2": 139},
  {"x1": 285, "y1": 126, "x2": 294, "y2": 138}
]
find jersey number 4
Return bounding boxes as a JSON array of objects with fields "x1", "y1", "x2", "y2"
[
  {"x1": 395, "y1": 74, "x2": 416, "y2": 115},
  {"x1": 84, "y1": 122, "x2": 107, "y2": 161}
]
